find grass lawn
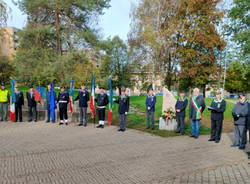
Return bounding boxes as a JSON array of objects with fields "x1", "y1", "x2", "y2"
[
  {"x1": 5, "y1": 85, "x2": 235, "y2": 137},
  {"x1": 127, "y1": 96, "x2": 235, "y2": 135}
]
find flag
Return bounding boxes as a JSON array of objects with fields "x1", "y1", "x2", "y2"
[
  {"x1": 90, "y1": 72, "x2": 95, "y2": 119},
  {"x1": 34, "y1": 88, "x2": 42, "y2": 102},
  {"x1": 10, "y1": 80, "x2": 16, "y2": 122},
  {"x1": 36, "y1": 87, "x2": 45, "y2": 99},
  {"x1": 69, "y1": 80, "x2": 74, "y2": 113},
  {"x1": 107, "y1": 78, "x2": 113, "y2": 126},
  {"x1": 49, "y1": 83, "x2": 56, "y2": 122}
]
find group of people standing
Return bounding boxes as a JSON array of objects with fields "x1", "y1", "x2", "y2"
[
  {"x1": 1, "y1": 82, "x2": 250, "y2": 149},
  {"x1": 145, "y1": 87, "x2": 250, "y2": 150}
]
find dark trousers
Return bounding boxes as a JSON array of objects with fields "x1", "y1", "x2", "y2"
[
  {"x1": 210, "y1": 119, "x2": 223, "y2": 141},
  {"x1": 47, "y1": 105, "x2": 50, "y2": 121},
  {"x1": 119, "y1": 113, "x2": 126, "y2": 130},
  {"x1": 176, "y1": 115, "x2": 185, "y2": 133},
  {"x1": 146, "y1": 111, "x2": 154, "y2": 128},
  {"x1": 28, "y1": 106, "x2": 37, "y2": 121},
  {"x1": 80, "y1": 107, "x2": 87, "y2": 125},
  {"x1": 15, "y1": 105, "x2": 22, "y2": 122},
  {"x1": 98, "y1": 108, "x2": 106, "y2": 121},
  {"x1": 59, "y1": 107, "x2": 68, "y2": 121},
  {"x1": 234, "y1": 125, "x2": 246, "y2": 147}
]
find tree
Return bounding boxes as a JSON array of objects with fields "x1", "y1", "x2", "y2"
[
  {"x1": 177, "y1": 0, "x2": 226, "y2": 96},
  {"x1": 129, "y1": 0, "x2": 181, "y2": 90},
  {"x1": 225, "y1": 61, "x2": 245, "y2": 93},
  {"x1": 228, "y1": 0, "x2": 250, "y2": 57},
  {"x1": 14, "y1": 0, "x2": 110, "y2": 85},
  {"x1": 99, "y1": 36, "x2": 132, "y2": 94}
]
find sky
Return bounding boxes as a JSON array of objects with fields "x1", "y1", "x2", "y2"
[{"x1": 6, "y1": 0, "x2": 138, "y2": 41}]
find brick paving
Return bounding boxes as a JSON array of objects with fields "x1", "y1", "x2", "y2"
[{"x1": 0, "y1": 121, "x2": 249, "y2": 184}]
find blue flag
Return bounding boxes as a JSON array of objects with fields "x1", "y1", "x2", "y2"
[{"x1": 49, "y1": 83, "x2": 56, "y2": 122}]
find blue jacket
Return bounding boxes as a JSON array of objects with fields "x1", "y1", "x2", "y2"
[
  {"x1": 175, "y1": 98, "x2": 188, "y2": 117},
  {"x1": 46, "y1": 90, "x2": 56, "y2": 106},
  {"x1": 146, "y1": 95, "x2": 156, "y2": 112},
  {"x1": 74, "y1": 90, "x2": 90, "y2": 108},
  {"x1": 247, "y1": 102, "x2": 250, "y2": 130},
  {"x1": 114, "y1": 95, "x2": 130, "y2": 114}
]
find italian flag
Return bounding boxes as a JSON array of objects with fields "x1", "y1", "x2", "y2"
[
  {"x1": 10, "y1": 80, "x2": 15, "y2": 122},
  {"x1": 90, "y1": 72, "x2": 95, "y2": 119},
  {"x1": 107, "y1": 77, "x2": 113, "y2": 126},
  {"x1": 69, "y1": 80, "x2": 74, "y2": 113}
]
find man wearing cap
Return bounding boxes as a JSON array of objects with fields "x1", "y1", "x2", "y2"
[
  {"x1": 189, "y1": 88, "x2": 206, "y2": 139},
  {"x1": 232, "y1": 94, "x2": 249, "y2": 149},
  {"x1": 145, "y1": 88, "x2": 156, "y2": 130},
  {"x1": 175, "y1": 91, "x2": 188, "y2": 134},
  {"x1": 74, "y1": 84, "x2": 89, "y2": 126},
  {"x1": 14, "y1": 86, "x2": 24, "y2": 122},
  {"x1": 26, "y1": 86, "x2": 38, "y2": 122},
  {"x1": 208, "y1": 91, "x2": 226, "y2": 143},
  {"x1": 57, "y1": 87, "x2": 69, "y2": 125},
  {"x1": 95, "y1": 87, "x2": 109, "y2": 128},
  {"x1": 114, "y1": 87, "x2": 130, "y2": 132},
  {"x1": 0, "y1": 83, "x2": 10, "y2": 121}
]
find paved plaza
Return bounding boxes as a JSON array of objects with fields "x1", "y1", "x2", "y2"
[{"x1": 0, "y1": 121, "x2": 250, "y2": 184}]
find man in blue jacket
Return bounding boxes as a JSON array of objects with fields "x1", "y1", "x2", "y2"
[
  {"x1": 46, "y1": 85, "x2": 56, "y2": 123},
  {"x1": 74, "y1": 84, "x2": 90, "y2": 127},
  {"x1": 145, "y1": 88, "x2": 156, "y2": 130},
  {"x1": 175, "y1": 91, "x2": 188, "y2": 134}
]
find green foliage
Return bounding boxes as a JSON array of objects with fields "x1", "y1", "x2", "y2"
[
  {"x1": 0, "y1": 56, "x2": 14, "y2": 83},
  {"x1": 228, "y1": 0, "x2": 250, "y2": 57},
  {"x1": 14, "y1": 0, "x2": 111, "y2": 86},
  {"x1": 99, "y1": 36, "x2": 133, "y2": 92},
  {"x1": 225, "y1": 61, "x2": 250, "y2": 93}
]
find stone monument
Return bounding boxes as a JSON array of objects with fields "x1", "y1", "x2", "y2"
[{"x1": 159, "y1": 87, "x2": 177, "y2": 130}]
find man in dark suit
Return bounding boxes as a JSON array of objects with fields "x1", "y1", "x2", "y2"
[
  {"x1": 26, "y1": 86, "x2": 37, "y2": 122},
  {"x1": 57, "y1": 86, "x2": 69, "y2": 125},
  {"x1": 189, "y1": 88, "x2": 206, "y2": 139},
  {"x1": 14, "y1": 86, "x2": 24, "y2": 122},
  {"x1": 175, "y1": 91, "x2": 188, "y2": 134},
  {"x1": 208, "y1": 91, "x2": 226, "y2": 143},
  {"x1": 95, "y1": 87, "x2": 109, "y2": 128},
  {"x1": 114, "y1": 87, "x2": 130, "y2": 132},
  {"x1": 145, "y1": 88, "x2": 156, "y2": 130},
  {"x1": 74, "y1": 84, "x2": 90, "y2": 126}
]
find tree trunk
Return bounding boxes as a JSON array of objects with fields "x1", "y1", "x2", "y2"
[
  {"x1": 202, "y1": 85, "x2": 206, "y2": 98},
  {"x1": 55, "y1": 10, "x2": 62, "y2": 55}
]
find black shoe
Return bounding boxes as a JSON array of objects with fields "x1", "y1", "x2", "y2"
[
  {"x1": 175, "y1": 131, "x2": 180, "y2": 133},
  {"x1": 78, "y1": 124, "x2": 83, "y2": 126},
  {"x1": 65, "y1": 123, "x2": 68, "y2": 125},
  {"x1": 121, "y1": 129, "x2": 126, "y2": 132},
  {"x1": 101, "y1": 125, "x2": 104, "y2": 128},
  {"x1": 239, "y1": 146, "x2": 245, "y2": 150},
  {"x1": 194, "y1": 136, "x2": 199, "y2": 139},
  {"x1": 151, "y1": 127, "x2": 155, "y2": 130},
  {"x1": 208, "y1": 139, "x2": 215, "y2": 141},
  {"x1": 145, "y1": 127, "x2": 150, "y2": 129},
  {"x1": 190, "y1": 135, "x2": 195, "y2": 138},
  {"x1": 215, "y1": 140, "x2": 220, "y2": 143},
  {"x1": 28, "y1": 120, "x2": 32, "y2": 122},
  {"x1": 231, "y1": 144, "x2": 239, "y2": 147},
  {"x1": 118, "y1": 129, "x2": 122, "y2": 131},
  {"x1": 46, "y1": 120, "x2": 50, "y2": 123},
  {"x1": 84, "y1": 123, "x2": 87, "y2": 127},
  {"x1": 59, "y1": 122, "x2": 63, "y2": 125},
  {"x1": 96, "y1": 124, "x2": 102, "y2": 128}
]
